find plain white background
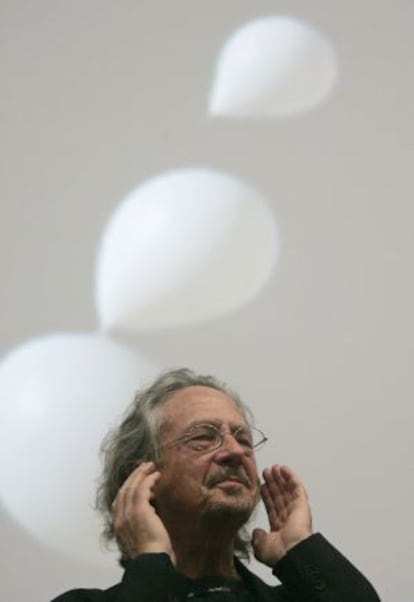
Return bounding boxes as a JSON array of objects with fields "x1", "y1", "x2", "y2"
[{"x1": 1, "y1": 2, "x2": 413, "y2": 600}]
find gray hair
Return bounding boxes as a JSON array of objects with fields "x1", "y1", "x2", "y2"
[{"x1": 96, "y1": 368, "x2": 254, "y2": 563}]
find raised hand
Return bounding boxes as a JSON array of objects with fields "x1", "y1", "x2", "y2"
[
  {"x1": 252, "y1": 464, "x2": 312, "y2": 566},
  {"x1": 111, "y1": 461, "x2": 176, "y2": 564}
]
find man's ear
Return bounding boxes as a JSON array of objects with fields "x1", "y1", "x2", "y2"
[{"x1": 149, "y1": 477, "x2": 160, "y2": 511}]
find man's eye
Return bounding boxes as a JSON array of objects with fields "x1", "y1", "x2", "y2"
[
  {"x1": 186, "y1": 432, "x2": 215, "y2": 450},
  {"x1": 236, "y1": 432, "x2": 253, "y2": 447},
  {"x1": 190, "y1": 432, "x2": 215, "y2": 442}
]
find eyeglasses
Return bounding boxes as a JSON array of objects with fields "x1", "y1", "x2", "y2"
[{"x1": 162, "y1": 423, "x2": 268, "y2": 454}]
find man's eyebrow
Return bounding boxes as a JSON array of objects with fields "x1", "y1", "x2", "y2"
[
  {"x1": 183, "y1": 420, "x2": 219, "y2": 430},
  {"x1": 183, "y1": 420, "x2": 249, "y2": 431}
]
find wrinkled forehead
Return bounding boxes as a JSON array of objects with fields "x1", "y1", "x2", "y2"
[{"x1": 155, "y1": 385, "x2": 249, "y2": 438}]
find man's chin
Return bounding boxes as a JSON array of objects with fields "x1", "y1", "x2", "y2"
[{"x1": 206, "y1": 488, "x2": 256, "y2": 521}]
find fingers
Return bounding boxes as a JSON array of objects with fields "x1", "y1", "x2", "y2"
[
  {"x1": 260, "y1": 465, "x2": 303, "y2": 526},
  {"x1": 112, "y1": 462, "x2": 160, "y2": 527},
  {"x1": 263, "y1": 465, "x2": 303, "y2": 499},
  {"x1": 277, "y1": 465, "x2": 307, "y2": 494},
  {"x1": 261, "y1": 482, "x2": 284, "y2": 531},
  {"x1": 263, "y1": 466, "x2": 290, "y2": 526}
]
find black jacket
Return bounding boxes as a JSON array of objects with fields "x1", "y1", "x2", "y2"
[{"x1": 52, "y1": 533, "x2": 380, "y2": 602}]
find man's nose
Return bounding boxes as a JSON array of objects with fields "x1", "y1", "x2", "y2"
[{"x1": 216, "y1": 432, "x2": 246, "y2": 458}]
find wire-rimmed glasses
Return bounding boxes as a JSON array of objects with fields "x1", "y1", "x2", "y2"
[{"x1": 162, "y1": 423, "x2": 268, "y2": 454}]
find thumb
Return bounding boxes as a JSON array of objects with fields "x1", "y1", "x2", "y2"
[{"x1": 251, "y1": 527, "x2": 267, "y2": 552}]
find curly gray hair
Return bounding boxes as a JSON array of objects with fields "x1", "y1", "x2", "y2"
[{"x1": 96, "y1": 368, "x2": 255, "y2": 564}]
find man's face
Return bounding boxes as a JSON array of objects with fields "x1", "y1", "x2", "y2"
[{"x1": 153, "y1": 386, "x2": 260, "y2": 529}]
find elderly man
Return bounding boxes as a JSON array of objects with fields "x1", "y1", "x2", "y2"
[{"x1": 53, "y1": 369, "x2": 380, "y2": 601}]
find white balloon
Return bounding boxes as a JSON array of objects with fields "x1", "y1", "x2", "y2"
[
  {"x1": 96, "y1": 167, "x2": 278, "y2": 331},
  {"x1": 0, "y1": 333, "x2": 158, "y2": 566},
  {"x1": 209, "y1": 16, "x2": 338, "y2": 117}
]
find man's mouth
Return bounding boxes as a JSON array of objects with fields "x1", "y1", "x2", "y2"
[
  {"x1": 220, "y1": 475, "x2": 244, "y2": 483},
  {"x1": 216, "y1": 477, "x2": 245, "y2": 487},
  {"x1": 207, "y1": 470, "x2": 250, "y2": 488}
]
